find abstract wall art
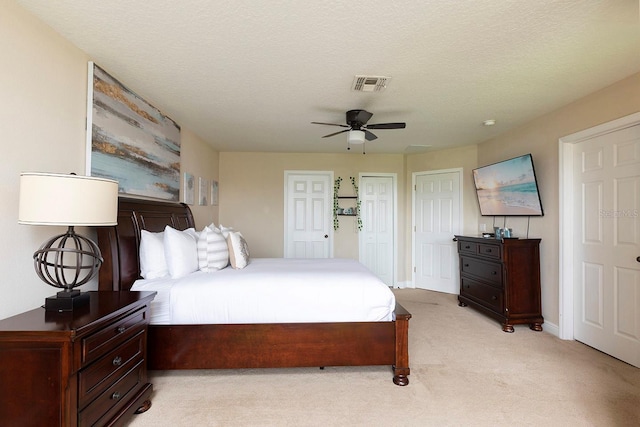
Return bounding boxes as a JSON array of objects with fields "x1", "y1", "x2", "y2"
[{"x1": 86, "y1": 62, "x2": 181, "y2": 201}]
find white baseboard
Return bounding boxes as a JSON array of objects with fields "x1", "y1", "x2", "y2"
[
  {"x1": 543, "y1": 320, "x2": 560, "y2": 338},
  {"x1": 393, "y1": 281, "x2": 413, "y2": 289}
]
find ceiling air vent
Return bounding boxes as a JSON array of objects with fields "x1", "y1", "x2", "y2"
[{"x1": 351, "y1": 75, "x2": 391, "y2": 92}]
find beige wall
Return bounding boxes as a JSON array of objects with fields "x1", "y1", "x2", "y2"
[
  {"x1": 218, "y1": 152, "x2": 407, "y2": 275},
  {"x1": 0, "y1": 1, "x2": 218, "y2": 319},
  {"x1": 180, "y1": 128, "x2": 219, "y2": 228},
  {"x1": 478, "y1": 72, "x2": 640, "y2": 328}
]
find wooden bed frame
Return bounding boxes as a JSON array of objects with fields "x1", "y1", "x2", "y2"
[{"x1": 97, "y1": 197, "x2": 411, "y2": 385}]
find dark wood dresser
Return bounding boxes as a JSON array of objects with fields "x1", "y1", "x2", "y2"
[
  {"x1": 455, "y1": 235, "x2": 543, "y2": 332},
  {"x1": 0, "y1": 291, "x2": 155, "y2": 426}
]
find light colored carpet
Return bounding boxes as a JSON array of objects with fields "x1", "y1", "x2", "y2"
[{"x1": 126, "y1": 289, "x2": 640, "y2": 426}]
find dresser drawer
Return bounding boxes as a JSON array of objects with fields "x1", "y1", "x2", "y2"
[
  {"x1": 460, "y1": 256, "x2": 503, "y2": 287},
  {"x1": 461, "y1": 277, "x2": 503, "y2": 313},
  {"x1": 78, "y1": 329, "x2": 145, "y2": 410},
  {"x1": 82, "y1": 308, "x2": 147, "y2": 366},
  {"x1": 477, "y1": 243, "x2": 501, "y2": 259},
  {"x1": 458, "y1": 240, "x2": 478, "y2": 255},
  {"x1": 78, "y1": 359, "x2": 145, "y2": 427}
]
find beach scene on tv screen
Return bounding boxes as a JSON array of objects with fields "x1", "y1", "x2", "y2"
[{"x1": 473, "y1": 155, "x2": 543, "y2": 215}]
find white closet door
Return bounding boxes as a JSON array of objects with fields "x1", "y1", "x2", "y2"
[
  {"x1": 414, "y1": 170, "x2": 461, "y2": 294},
  {"x1": 284, "y1": 172, "x2": 332, "y2": 258},
  {"x1": 360, "y1": 176, "x2": 395, "y2": 286},
  {"x1": 573, "y1": 124, "x2": 640, "y2": 368}
]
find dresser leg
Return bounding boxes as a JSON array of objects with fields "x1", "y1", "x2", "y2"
[
  {"x1": 135, "y1": 399, "x2": 152, "y2": 414},
  {"x1": 529, "y1": 323, "x2": 543, "y2": 332},
  {"x1": 458, "y1": 300, "x2": 467, "y2": 307},
  {"x1": 502, "y1": 324, "x2": 515, "y2": 333}
]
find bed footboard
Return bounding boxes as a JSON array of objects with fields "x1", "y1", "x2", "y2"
[{"x1": 147, "y1": 303, "x2": 411, "y2": 386}]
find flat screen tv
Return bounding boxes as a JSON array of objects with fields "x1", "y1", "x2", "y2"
[{"x1": 472, "y1": 154, "x2": 544, "y2": 216}]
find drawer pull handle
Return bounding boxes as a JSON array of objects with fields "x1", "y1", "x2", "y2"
[
  {"x1": 464, "y1": 245, "x2": 470, "y2": 249},
  {"x1": 112, "y1": 356, "x2": 122, "y2": 366},
  {"x1": 491, "y1": 295, "x2": 497, "y2": 300},
  {"x1": 464, "y1": 264, "x2": 469, "y2": 267},
  {"x1": 116, "y1": 326, "x2": 126, "y2": 334},
  {"x1": 486, "y1": 249, "x2": 492, "y2": 252},
  {"x1": 492, "y1": 271, "x2": 497, "y2": 275},
  {"x1": 112, "y1": 391, "x2": 121, "y2": 400}
]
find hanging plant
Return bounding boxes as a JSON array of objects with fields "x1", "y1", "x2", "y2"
[
  {"x1": 350, "y1": 176, "x2": 363, "y2": 231},
  {"x1": 333, "y1": 177, "x2": 342, "y2": 230}
]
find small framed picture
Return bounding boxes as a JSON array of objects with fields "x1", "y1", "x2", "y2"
[
  {"x1": 183, "y1": 172, "x2": 195, "y2": 205},
  {"x1": 199, "y1": 177, "x2": 209, "y2": 206},
  {"x1": 211, "y1": 180, "x2": 219, "y2": 206}
]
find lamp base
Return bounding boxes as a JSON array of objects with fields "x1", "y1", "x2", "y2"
[{"x1": 45, "y1": 290, "x2": 90, "y2": 312}]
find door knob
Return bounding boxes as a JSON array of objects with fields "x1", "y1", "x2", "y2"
[
  {"x1": 637, "y1": 256, "x2": 640, "y2": 263},
  {"x1": 324, "y1": 235, "x2": 328, "y2": 239}
]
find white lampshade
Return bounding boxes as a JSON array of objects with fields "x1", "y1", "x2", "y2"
[
  {"x1": 348, "y1": 130, "x2": 365, "y2": 144},
  {"x1": 19, "y1": 173, "x2": 118, "y2": 226}
]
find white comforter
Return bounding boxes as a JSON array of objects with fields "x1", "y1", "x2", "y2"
[{"x1": 131, "y1": 258, "x2": 395, "y2": 324}]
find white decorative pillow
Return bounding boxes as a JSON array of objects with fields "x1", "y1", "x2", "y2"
[
  {"x1": 218, "y1": 224, "x2": 234, "y2": 239},
  {"x1": 139, "y1": 230, "x2": 168, "y2": 279},
  {"x1": 226, "y1": 231, "x2": 250, "y2": 269},
  {"x1": 163, "y1": 226, "x2": 199, "y2": 278},
  {"x1": 197, "y1": 226, "x2": 229, "y2": 271}
]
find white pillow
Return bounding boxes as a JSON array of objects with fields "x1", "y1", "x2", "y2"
[
  {"x1": 227, "y1": 231, "x2": 250, "y2": 269},
  {"x1": 197, "y1": 226, "x2": 229, "y2": 271},
  {"x1": 139, "y1": 230, "x2": 168, "y2": 279},
  {"x1": 218, "y1": 224, "x2": 234, "y2": 239},
  {"x1": 163, "y1": 226, "x2": 199, "y2": 278}
]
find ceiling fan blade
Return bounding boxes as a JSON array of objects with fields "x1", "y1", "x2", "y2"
[
  {"x1": 365, "y1": 122, "x2": 406, "y2": 130},
  {"x1": 311, "y1": 121, "x2": 350, "y2": 128},
  {"x1": 364, "y1": 130, "x2": 378, "y2": 141},
  {"x1": 353, "y1": 110, "x2": 373, "y2": 124},
  {"x1": 322, "y1": 129, "x2": 351, "y2": 138}
]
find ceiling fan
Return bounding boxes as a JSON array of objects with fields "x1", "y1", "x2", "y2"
[{"x1": 311, "y1": 109, "x2": 406, "y2": 150}]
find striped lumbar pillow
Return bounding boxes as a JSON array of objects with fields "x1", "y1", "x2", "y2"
[{"x1": 197, "y1": 226, "x2": 229, "y2": 271}]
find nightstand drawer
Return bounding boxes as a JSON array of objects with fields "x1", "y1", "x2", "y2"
[
  {"x1": 82, "y1": 308, "x2": 146, "y2": 366},
  {"x1": 78, "y1": 359, "x2": 145, "y2": 427},
  {"x1": 460, "y1": 256, "x2": 503, "y2": 287},
  {"x1": 78, "y1": 329, "x2": 145, "y2": 410}
]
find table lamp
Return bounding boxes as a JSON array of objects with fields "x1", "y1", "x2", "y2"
[{"x1": 18, "y1": 172, "x2": 118, "y2": 311}]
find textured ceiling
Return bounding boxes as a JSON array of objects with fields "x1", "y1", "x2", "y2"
[{"x1": 15, "y1": 0, "x2": 640, "y2": 154}]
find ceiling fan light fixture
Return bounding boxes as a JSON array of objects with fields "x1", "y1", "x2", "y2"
[{"x1": 348, "y1": 130, "x2": 365, "y2": 144}]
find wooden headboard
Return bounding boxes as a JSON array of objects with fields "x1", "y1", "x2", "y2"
[{"x1": 97, "y1": 197, "x2": 195, "y2": 291}]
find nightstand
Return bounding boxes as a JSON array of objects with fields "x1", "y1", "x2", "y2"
[{"x1": 0, "y1": 291, "x2": 156, "y2": 426}]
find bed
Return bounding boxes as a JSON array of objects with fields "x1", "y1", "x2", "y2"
[{"x1": 97, "y1": 197, "x2": 411, "y2": 385}]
